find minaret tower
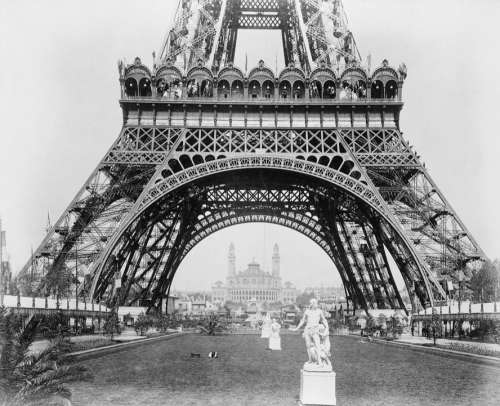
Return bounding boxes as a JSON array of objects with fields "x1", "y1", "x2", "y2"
[
  {"x1": 228, "y1": 242, "x2": 236, "y2": 277},
  {"x1": 272, "y1": 243, "x2": 280, "y2": 277}
]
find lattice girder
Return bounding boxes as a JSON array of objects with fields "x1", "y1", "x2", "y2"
[
  {"x1": 159, "y1": 0, "x2": 360, "y2": 73},
  {"x1": 88, "y1": 159, "x2": 443, "y2": 311},
  {"x1": 105, "y1": 126, "x2": 420, "y2": 168},
  {"x1": 368, "y1": 165, "x2": 485, "y2": 287},
  {"x1": 92, "y1": 181, "x2": 412, "y2": 311},
  {"x1": 18, "y1": 125, "x2": 162, "y2": 293}
]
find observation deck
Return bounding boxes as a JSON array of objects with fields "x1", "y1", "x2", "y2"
[{"x1": 118, "y1": 58, "x2": 407, "y2": 129}]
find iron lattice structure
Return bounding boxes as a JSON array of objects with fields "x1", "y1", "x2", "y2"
[{"x1": 21, "y1": 0, "x2": 485, "y2": 314}]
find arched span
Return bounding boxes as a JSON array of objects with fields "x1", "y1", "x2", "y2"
[
  {"x1": 176, "y1": 212, "x2": 350, "y2": 306},
  {"x1": 90, "y1": 155, "x2": 442, "y2": 306},
  {"x1": 181, "y1": 212, "x2": 335, "y2": 264},
  {"x1": 142, "y1": 156, "x2": 384, "y2": 212}
]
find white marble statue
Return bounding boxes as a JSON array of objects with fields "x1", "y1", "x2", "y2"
[
  {"x1": 268, "y1": 318, "x2": 281, "y2": 350},
  {"x1": 260, "y1": 314, "x2": 271, "y2": 338},
  {"x1": 292, "y1": 298, "x2": 332, "y2": 371}
]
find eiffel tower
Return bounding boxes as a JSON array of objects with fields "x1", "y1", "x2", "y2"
[{"x1": 21, "y1": 0, "x2": 486, "y2": 314}]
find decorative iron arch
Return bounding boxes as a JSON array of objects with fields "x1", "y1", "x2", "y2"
[
  {"x1": 371, "y1": 59, "x2": 399, "y2": 84},
  {"x1": 309, "y1": 66, "x2": 337, "y2": 83},
  {"x1": 182, "y1": 211, "x2": 333, "y2": 262},
  {"x1": 154, "y1": 63, "x2": 183, "y2": 87},
  {"x1": 279, "y1": 64, "x2": 306, "y2": 82},
  {"x1": 124, "y1": 57, "x2": 152, "y2": 80},
  {"x1": 217, "y1": 64, "x2": 244, "y2": 84},
  {"x1": 175, "y1": 211, "x2": 351, "y2": 303},
  {"x1": 91, "y1": 155, "x2": 441, "y2": 307},
  {"x1": 340, "y1": 66, "x2": 368, "y2": 83},
  {"x1": 248, "y1": 60, "x2": 275, "y2": 84},
  {"x1": 186, "y1": 65, "x2": 214, "y2": 84}
]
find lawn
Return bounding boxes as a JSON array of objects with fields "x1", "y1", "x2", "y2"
[{"x1": 70, "y1": 334, "x2": 500, "y2": 406}]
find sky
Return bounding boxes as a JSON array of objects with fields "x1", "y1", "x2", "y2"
[{"x1": 1, "y1": 0, "x2": 500, "y2": 291}]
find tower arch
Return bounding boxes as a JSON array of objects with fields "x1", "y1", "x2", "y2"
[{"x1": 89, "y1": 157, "x2": 442, "y2": 312}]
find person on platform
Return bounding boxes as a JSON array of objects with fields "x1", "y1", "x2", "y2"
[{"x1": 268, "y1": 318, "x2": 281, "y2": 350}]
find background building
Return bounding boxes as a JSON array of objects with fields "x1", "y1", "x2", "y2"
[
  {"x1": 212, "y1": 243, "x2": 297, "y2": 306},
  {"x1": 304, "y1": 286, "x2": 344, "y2": 302}
]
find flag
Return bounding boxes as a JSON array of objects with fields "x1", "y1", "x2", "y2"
[{"x1": 0, "y1": 231, "x2": 5, "y2": 247}]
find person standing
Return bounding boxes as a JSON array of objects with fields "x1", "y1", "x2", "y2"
[
  {"x1": 261, "y1": 313, "x2": 271, "y2": 338},
  {"x1": 269, "y1": 318, "x2": 281, "y2": 350}
]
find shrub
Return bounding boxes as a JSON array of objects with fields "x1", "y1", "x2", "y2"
[
  {"x1": 134, "y1": 313, "x2": 151, "y2": 336},
  {"x1": 103, "y1": 308, "x2": 121, "y2": 339},
  {"x1": 0, "y1": 306, "x2": 92, "y2": 406}
]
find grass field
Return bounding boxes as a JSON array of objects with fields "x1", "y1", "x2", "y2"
[{"x1": 70, "y1": 334, "x2": 500, "y2": 406}]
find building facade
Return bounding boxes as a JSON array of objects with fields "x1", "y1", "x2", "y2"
[
  {"x1": 212, "y1": 243, "x2": 297, "y2": 305},
  {"x1": 304, "y1": 286, "x2": 345, "y2": 302}
]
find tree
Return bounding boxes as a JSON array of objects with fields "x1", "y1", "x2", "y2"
[
  {"x1": 0, "y1": 306, "x2": 91, "y2": 406},
  {"x1": 154, "y1": 313, "x2": 171, "y2": 333},
  {"x1": 366, "y1": 315, "x2": 377, "y2": 336},
  {"x1": 377, "y1": 314, "x2": 387, "y2": 336},
  {"x1": 39, "y1": 264, "x2": 75, "y2": 302},
  {"x1": 134, "y1": 312, "x2": 151, "y2": 336},
  {"x1": 430, "y1": 309, "x2": 441, "y2": 346},
  {"x1": 388, "y1": 315, "x2": 403, "y2": 339},
  {"x1": 103, "y1": 307, "x2": 121, "y2": 339},
  {"x1": 296, "y1": 292, "x2": 315, "y2": 308},
  {"x1": 38, "y1": 312, "x2": 70, "y2": 339},
  {"x1": 469, "y1": 260, "x2": 499, "y2": 302}
]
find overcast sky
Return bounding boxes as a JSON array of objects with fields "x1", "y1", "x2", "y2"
[{"x1": 1, "y1": 0, "x2": 499, "y2": 291}]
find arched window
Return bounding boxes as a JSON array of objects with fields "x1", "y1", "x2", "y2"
[
  {"x1": 293, "y1": 81, "x2": 305, "y2": 99},
  {"x1": 310, "y1": 80, "x2": 322, "y2": 98},
  {"x1": 139, "y1": 78, "x2": 152, "y2": 97},
  {"x1": 186, "y1": 79, "x2": 200, "y2": 97},
  {"x1": 385, "y1": 80, "x2": 398, "y2": 99},
  {"x1": 170, "y1": 79, "x2": 182, "y2": 99},
  {"x1": 218, "y1": 79, "x2": 230, "y2": 99},
  {"x1": 356, "y1": 80, "x2": 367, "y2": 99},
  {"x1": 371, "y1": 80, "x2": 384, "y2": 99},
  {"x1": 279, "y1": 81, "x2": 291, "y2": 98},
  {"x1": 156, "y1": 78, "x2": 167, "y2": 97},
  {"x1": 200, "y1": 79, "x2": 213, "y2": 97},
  {"x1": 249, "y1": 80, "x2": 261, "y2": 98},
  {"x1": 125, "y1": 78, "x2": 138, "y2": 97},
  {"x1": 340, "y1": 81, "x2": 353, "y2": 100},
  {"x1": 262, "y1": 80, "x2": 274, "y2": 99},
  {"x1": 231, "y1": 80, "x2": 244, "y2": 98},
  {"x1": 323, "y1": 80, "x2": 336, "y2": 99}
]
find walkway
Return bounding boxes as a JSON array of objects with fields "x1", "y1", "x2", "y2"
[
  {"x1": 396, "y1": 333, "x2": 500, "y2": 353},
  {"x1": 69, "y1": 333, "x2": 500, "y2": 405}
]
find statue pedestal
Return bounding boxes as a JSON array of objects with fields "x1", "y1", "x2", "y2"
[{"x1": 300, "y1": 369, "x2": 336, "y2": 405}]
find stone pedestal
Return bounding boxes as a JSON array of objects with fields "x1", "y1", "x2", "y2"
[{"x1": 300, "y1": 369, "x2": 336, "y2": 405}]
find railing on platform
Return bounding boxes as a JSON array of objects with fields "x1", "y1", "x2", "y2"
[
  {"x1": 121, "y1": 95, "x2": 401, "y2": 105},
  {"x1": 412, "y1": 301, "x2": 500, "y2": 322},
  {"x1": 1, "y1": 294, "x2": 109, "y2": 317}
]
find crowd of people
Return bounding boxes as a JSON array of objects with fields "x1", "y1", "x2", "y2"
[
  {"x1": 148, "y1": 77, "x2": 395, "y2": 101},
  {"x1": 339, "y1": 81, "x2": 367, "y2": 100}
]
